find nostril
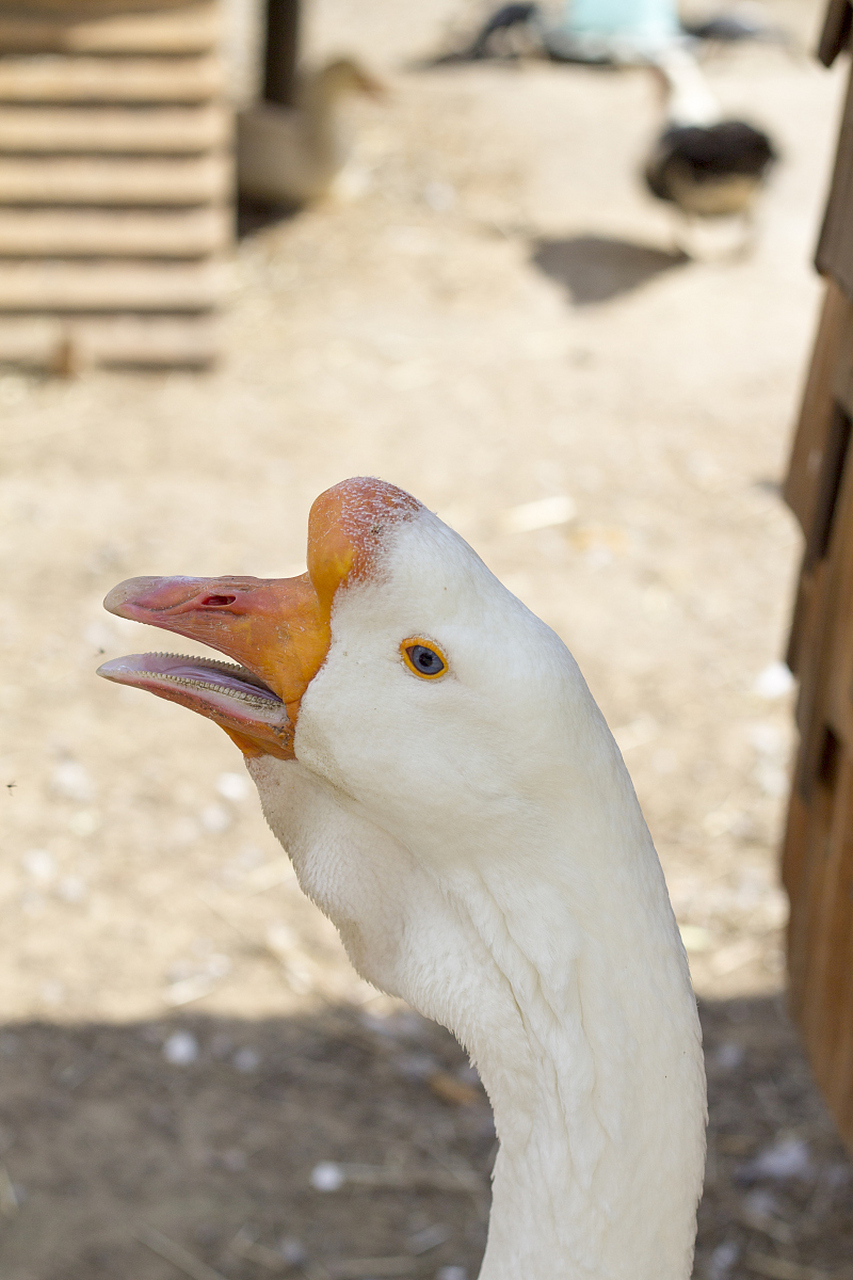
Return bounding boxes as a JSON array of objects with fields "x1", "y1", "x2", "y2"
[{"x1": 201, "y1": 594, "x2": 237, "y2": 607}]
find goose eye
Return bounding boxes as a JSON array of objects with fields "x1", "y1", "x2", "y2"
[{"x1": 401, "y1": 639, "x2": 448, "y2": 680}]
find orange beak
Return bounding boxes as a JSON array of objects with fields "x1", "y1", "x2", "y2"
[
  {"x1": 97, "y1": 477, "x2": 422, "y2": 760},
  {"x1": 98, "y1": 573, "x2": 329, "y2": 759}
]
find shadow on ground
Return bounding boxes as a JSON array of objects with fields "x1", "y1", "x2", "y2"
[
  {"x1": 0, "y1": 998, "x2": 850, "y2": 1280},
  {"x1": 531, "y1": 234, "x2": 688, "y2": 305}
]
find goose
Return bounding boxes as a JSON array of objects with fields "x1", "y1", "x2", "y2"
[
  {"x1": 643, "y1": 45, "x2": 777, "y2": 225},
  {"x1": 97, "y1": 476, "x2": 707, "y2": 1280},
  {"x1": 237, "y1": 58, "x2": 383, "y2": 206}
]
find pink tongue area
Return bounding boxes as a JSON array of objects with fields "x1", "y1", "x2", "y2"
[
  {"x1": 184, "y1": 668, "x2": 278, "y2": 699},
  {"x1": 96, "y1": 652, "x2": 287, "y2": 718},
  {"x1": 131, "y1": 654, "x2": 282, "y2": 701}
]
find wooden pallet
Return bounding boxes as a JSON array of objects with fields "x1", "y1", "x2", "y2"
[{"x1": 0, "y1": 0, "x2": 231, "y2": 370}]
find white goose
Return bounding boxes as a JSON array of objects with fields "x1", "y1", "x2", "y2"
[{"x1": 97, "y1": 477, "x2": 706, "y2": 1280}]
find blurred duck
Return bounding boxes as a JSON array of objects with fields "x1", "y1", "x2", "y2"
[
  {"x1": 237, "y1": 58, "x2": 383, "y2": 206},
  {"x1": 643, "y1": 46, "x2": 776, "y2": 227}
]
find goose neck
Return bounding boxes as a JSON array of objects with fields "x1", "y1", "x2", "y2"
[{"x1": 444, "y1": 858, "x2": 706, "y2": 1280}]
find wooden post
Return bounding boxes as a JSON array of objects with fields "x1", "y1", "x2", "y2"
[{"x1": 263, "y1": 0, "x2": 299, "y2": 106}]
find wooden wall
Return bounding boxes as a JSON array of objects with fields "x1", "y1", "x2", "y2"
[
  {"x1": 782, "y1": 0, "x2": 853, "y2": 1153},
  {"x1": 784, "y1": 278, "x2": 853, "y2": 1150}
]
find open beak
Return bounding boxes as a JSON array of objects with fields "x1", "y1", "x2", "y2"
[
  {"x1": 97, "y1": 573, "x2": 329, "y2": 759},
  {"x1": 97, "y1": 476, "x2": 423, "y2": 760}
]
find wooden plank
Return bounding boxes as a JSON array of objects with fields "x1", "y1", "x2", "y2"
[
  {"x1": 785, "y1": 427, "x2": 853, "y2": 1035},
  {"x1": 785, "y1": 290, "x2": 853, "y2": 746},
  {"x1": 782, "y1": 787, "x2": 812, "y2": 1026},
  {"x1": 0, "y1": 259, "x2": 223, "y2": 309},
  {"x1": 0, "y1": 153, "x2": 229, "y2": 203},
  {"x1": 818, "y1": 0, "x2": 852, "y2": 66},
  {"x1": 786, "y1": 753, "x2": 838, "y2": 1024},
  {"x1": 822, "y1": 469, "x2": 853, "y2": 750},
  {"x1": 800, "y1": 773, "x2": 853, "y2": 1148},
  {"x1": 817, "y1": 64, "x2": 853, "y2": 301},
  {"x1": 791, "y1": 557, "x2": 830, "y2": 753},
  {"x1": 819, "y1": 783, "x2": 853, "y2": 1139},
  {"x1": 0, "y1": 205, "x2": 229, "y2": 254},
  {"x1": 799, "y1": 754, "x2": 853, "y2": 1059},
  {"x1": 803, "y1": 399, "x2": 852, "y2": 569},
  {"x1": 791, "y1": 738, "x2": 853, "y2": 1148},
  {"x1": 0, "y1": 312, "x2": 218, "y2": 367},
  {"x1": 784, "y1": 281, "x2": 852, "y2": 535},
  {"x1": 794, "y1": 434, "x2": 853, "y2": 787},
  {"x1": 0, "y1": 102, "x2": 229, "y2": 151},
  {"x1": 0, "y1": 3, "x2": 220, "y2": 54},
  {"x1": 0, "y1": 53, "x2": 222, "y2": 102},
  {"x1": 0, "y1": 1, "x2": 211, "y2": 15},
  {"x1": 833, "y1": 955, "x2": 853, "y2": 1140}
]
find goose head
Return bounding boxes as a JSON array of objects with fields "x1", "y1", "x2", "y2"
[
  {"x1": 98, "y1": 477, "x2": 611, "y2": 958},
  {"x1": 97, "y1": 473, "x2": 686, "y2": 1006}
]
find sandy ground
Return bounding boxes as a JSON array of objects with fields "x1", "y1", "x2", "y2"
[{"x1": 2, "y1": 0, "x2": 853, "y2": 1276}]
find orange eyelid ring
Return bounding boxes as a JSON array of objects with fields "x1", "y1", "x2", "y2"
[{"x1": 400, "y1": 637, "x2": 449, "y2": 680}]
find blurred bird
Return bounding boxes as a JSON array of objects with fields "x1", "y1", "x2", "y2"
[
  {"x1": 680, "y1": 12, "x2": 792, "y2": 48},
  {"x1": 440, "y1": 2, "x2": 790, "y2": 64},
  {"x1": 466, "y1": 2, "x2": 540, "y2": 57},
  {"x1": 643, "y1": 46, "x2": 776, "y2": 239},
  {"x1": 237, "y1": 58, "x2": 384, "y2": 207}
]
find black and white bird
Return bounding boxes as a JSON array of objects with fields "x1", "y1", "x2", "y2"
[
  {"x1": 643, "y1": 46, "x2": 777, "y2": 232},
  {"x1": 441, "y1": 3, "x2": 790, "y2": 64}
]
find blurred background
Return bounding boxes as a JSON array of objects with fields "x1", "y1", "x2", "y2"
[{"x1": 2, "y1": 0, "x2": 853, "y2": 1277}]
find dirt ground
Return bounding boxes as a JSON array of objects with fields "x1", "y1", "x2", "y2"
[{"x1": 2, "y1": 0, "x2": 853, "y2": 1276}]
